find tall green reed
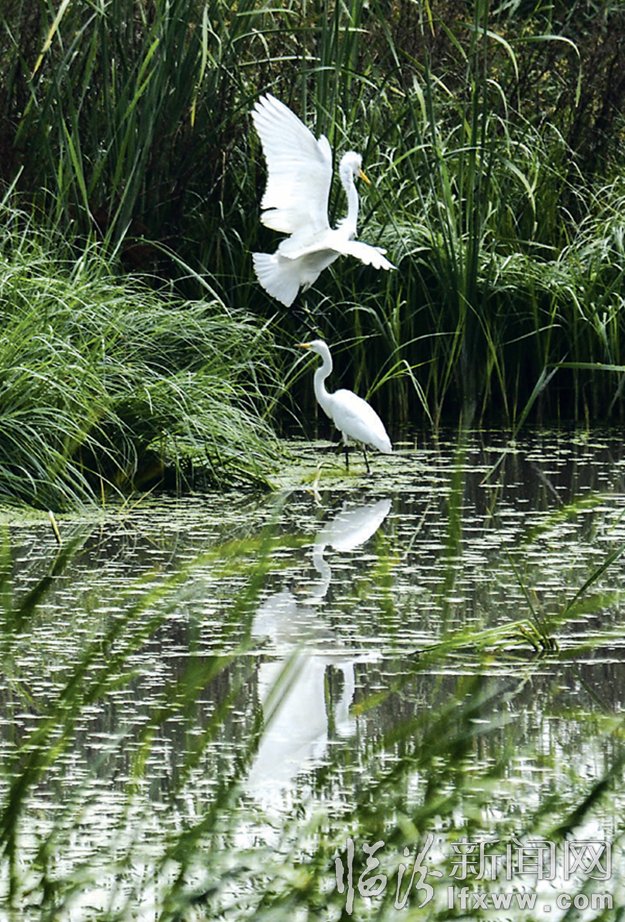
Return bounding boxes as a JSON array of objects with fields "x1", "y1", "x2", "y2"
[
  {"x1": 3, "y1": 0, "x2": 625, "y2": 426},
  {"x1": 247, "y1": 0, "x2": 622, "y2": 428},
  {"x1": 0, "y1": 205, "x2": 280, "y2": 509}
]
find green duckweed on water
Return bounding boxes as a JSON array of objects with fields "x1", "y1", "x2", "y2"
[{"x1": 1, "y1": 431, "x2": 625, "y2": 918}]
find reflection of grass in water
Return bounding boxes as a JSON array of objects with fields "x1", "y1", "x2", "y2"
[
  {"x1": 1, "y1": 470, "x2": 625, "y2": 919},
  {"x1": 0, "y1": 523, "x2": 284, "y2": 916}
]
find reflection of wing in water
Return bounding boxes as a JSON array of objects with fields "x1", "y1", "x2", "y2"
[
  {"x1": 246, "y1": 497, "x2": 392, "y2": 806},
  {"x1": 252, "y1": 588, "x2": 298, "y2": 644},
  {"x1": 316, "y1": 498, "x2": 393, "y2": 552},
  {"x1": 306, "y1": 498, "x2": 393, "y2": 602}
]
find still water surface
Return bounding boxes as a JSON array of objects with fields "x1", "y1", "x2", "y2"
[{"x1": 3, "y1": 430, "x2": 625, "y2": 917}]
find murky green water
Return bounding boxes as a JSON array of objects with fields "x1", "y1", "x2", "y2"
[{"x1": 2, "y1": 430, "x2": 625, "y2": 918}]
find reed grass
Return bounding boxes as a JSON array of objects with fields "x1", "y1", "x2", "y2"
[
  {"x1": 1, "y1": 4, "x2": 624, "y2": 914},
  {"x1": 0, "y1": 206, "x2": 280, "y2": 509},
  {"x1": 1, "y1": 0, "x2": 625, "y2": 471}
]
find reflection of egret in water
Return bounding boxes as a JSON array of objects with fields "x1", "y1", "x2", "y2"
[{"x1": 246, "y1": 498, "x2": 392, "y2": 805}]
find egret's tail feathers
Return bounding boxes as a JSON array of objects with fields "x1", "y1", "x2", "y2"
[
  {"x1": 252, "y1": 251, "x2": 301, "y2": 307},
  {"x1": 368, "y1": 429, "x2": 392, "y2": 454}
]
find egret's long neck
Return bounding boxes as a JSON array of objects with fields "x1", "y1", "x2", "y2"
[
  {"x1": 341, "y1": 174, "x2": 359, "y2": 237},
  {"x1": 313, "y1": 346, "x2": 334, "y2": 418},
  {"x1": 309, "y1": 541, "x2": 332, "y2": 600}
]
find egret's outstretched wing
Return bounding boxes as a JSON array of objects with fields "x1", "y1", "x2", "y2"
[
  {"x1": 335, "y1": 239, "x2": 396, "y2": 270},
  {"x1": 252, "y1": 94, "x2": 332, "y2": 237},
  {"x1": 277, "y1": 232, "x2": 396, "y2": 271}
]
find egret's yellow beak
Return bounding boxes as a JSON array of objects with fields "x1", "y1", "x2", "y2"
[
  {"x1": 297, "y1": 342, "x2": 312, "y2": 350},
  {"x1": 358, "y1": 169, "x2": 371, "y2": 186}
]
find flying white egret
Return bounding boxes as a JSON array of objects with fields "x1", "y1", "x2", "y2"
[
  {"x1": 252, "y1": 94, "x2": 395, "y2": 307},
  {"x1": 298, "y1": 339, "x2": 392, "y2": 472}
]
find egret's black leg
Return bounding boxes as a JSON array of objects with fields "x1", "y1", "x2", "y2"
[
  {"x1": 343, "y1": 440, "x2": 350, "y2": 470},
  {"x1": 363, "y1": 446, "x2": 371, "y2": 475},
  {"x1": 292, "y1": 296, "x2": 318, "y2": 337}
]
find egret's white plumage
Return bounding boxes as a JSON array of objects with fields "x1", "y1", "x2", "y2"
[
  {"x1": 298, "y1": 339, "x2": 392, "y2": 472},
  {"x1": 252, "y1": 94, "x2": 395, "y2": 306}
]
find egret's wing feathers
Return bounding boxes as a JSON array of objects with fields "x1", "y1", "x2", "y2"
[
  {"x1": 277, "y1": 233, "x2": 396, "y2": 271},
  {"x1": 331, "y1": 390, "x2": 393, "y2": 453},
  {"x1": 276, "y1": 229, "x2": 334, "y2": 259},
  {"x1": 252, "y1": 94, "x2": 332, "y2": 236},
  {"x1": 333, "y1": 239, "x2": 396, "y2": 270},
  {"x1": 252, "y1": 252, "x2": 301, "y2": 307}
]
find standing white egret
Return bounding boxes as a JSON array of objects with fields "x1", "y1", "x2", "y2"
[
  {"x1": 298, "y1": 340, "x2": 392, "y2": 472},
  {"x1": 252, "y1": 94, "x2": 395, "y2": 307}
]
